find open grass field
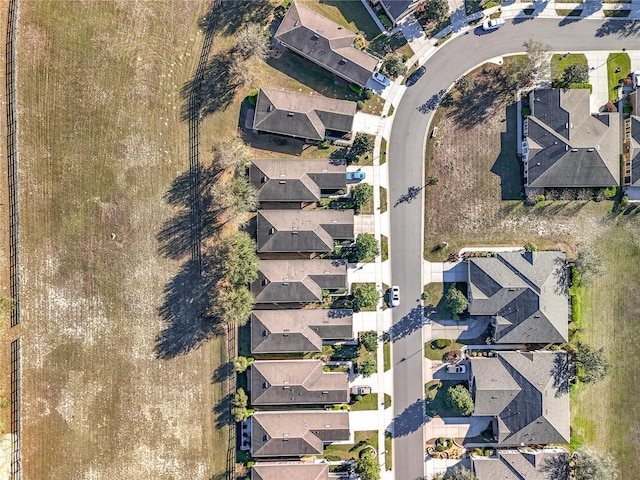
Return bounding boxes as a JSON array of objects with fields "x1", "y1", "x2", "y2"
[
  {"x1": 424, "y1": 60, "x2": 640, "y2": 477},
  {"x1": 15, "y1": 1, "x2": 235, "y2": 478}
]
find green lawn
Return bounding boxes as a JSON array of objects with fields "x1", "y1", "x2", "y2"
[
  {"x1": 380, "y1": 137, "x2": 387, "y2": 165},
  {"x1": 300, "y1": 0, "x2": 381, "y2": 40},
  {"x1": 555, "y1": 8, "x2": 583, "y2": 15},
  {"x1": 350, "y1": 393, "x2": 392, "y2": 411},
  {"x1": 385, "y1": 431, "x2": 393, "y2": 470},
  {"x1": 368, "y1": 31, "x2": 414, "y2": 60},
  {"x1": 380, "y1": 186, "x2": 388, "y2": 214},
  {"x1": 604, "y1": 9, "x2": 630, "y2": 16},
  {"x1": 383, "y1": 341, "x2": 391, "y2": 371},
  {"x1": 424, "y1": 340, "x2": 465, "y2": 361},
  {"x1": 606, "y1": 52, "x2": 631, "y2": 101},
  {"x1": 381, "y1": 235, "x2": 389, "y2": 263},
  {"x1": 551, "y1": 53, "x2": 588, "y2": 81},
  {"x1": 324, "y1": 430, "x2": 378, "y2": 461},
  {"x1": 424, "y1": 380, "x2": 470, "y2": 417}
]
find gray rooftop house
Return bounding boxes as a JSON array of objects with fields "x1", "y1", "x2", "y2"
[
  {"x1": 472, "y1": 448, "x2": 569, "y2": 480},
  {"x1": 274, "y1": 2, "x2": 379, "y2": 87},
  {"x1": 469, "y1": 351, "x2": 570, "y2": 447},
  {"x1": 253, "y1": 87, "x2": 356, "y2": 142},
  {"x1": 623, "y1": 91, "x2": 640, "y2": 200},
  {"x1": 523, "y1": 89, "x2": 619, "y2": 189},
  {"x1": 251, "y1": 309, "x2": 353, "y2": 354},
  {"x1": 251, "y1": 463, "x2": 330, "y2": 480},
  {"x1": 252, "y1": 259, "x2": 347, "y2": 304},
  {"x1": 257, "y1": 209, "x2": 354, "y2": 254},
  {"x1": 251, "y1": 411, "x2": 350, "y2": 457},
  {"x1": 372, "y1": 0, "x2": 427, "y2": 25},
  {"x1": 249, "y1": 360, "x2": 349, "y2": 406},
  {"x1": 468, "y1": 251, "x2": 568, "y2": 344},
  {"x1": 250, "y1": 158, "x2": 346, "y2": 204}
]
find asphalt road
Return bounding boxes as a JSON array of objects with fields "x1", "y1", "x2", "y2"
[{"x1": 389, "y1": 18, "x2": 638, "y2": 480}]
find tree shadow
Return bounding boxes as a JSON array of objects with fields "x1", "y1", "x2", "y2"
[
  {"x1": 198, "y1": 0, "x2": 272, "y2": 37},
  {"x1": 180, "y1": 53, "x2": 243, "y2": 121},
  {"x1": 491, "y1": 103, "x2": 523, "y2": 200},
  {"x1": 551, "y1": 352, "x2": 572, "y2": 397},
  {"x1": 389, "y1": 306, "x2": 424, "y2": 342},
  {"x1": 213, "y1": 361, "x2": 234, "y2": 384},
  {"x1": 213, "y1": 393, "x2": 234, "y2": 429},
  {"x1": 595, "y1": 19, "x2": 640, "y2": 37},
  {"x1": 452, "y1": 71, "x2": 510, "y2": 129},
  {"x1": 540, "y1": 450, "x2": 570, "y2": 479},
  {"x1": 154, "y1": 259, "x2": 224, "y2": 359},
  {"x1": 389, "y1": 399, "x2": 427, "y2": 437}
]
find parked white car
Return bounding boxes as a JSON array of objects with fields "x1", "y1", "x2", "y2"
[
  {"x1": 389, "y1": 286, "x2": 400, "y2": 307},
  {"x1": 482, "y1": 17, "x2": 505, "y2": 31},
  {"x1": 447, "y1": 364, "x2": 466, "y2": 374}
]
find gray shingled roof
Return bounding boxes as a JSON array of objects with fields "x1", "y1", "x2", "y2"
[
  {"x1": 470, "y1": 352, "x2": 570, "y2": 447},
  {"x1": 526, "y1": 89, "x2": 619, "y2": 188},
  {"x1": 250, "y1": 158, "x2": 346, "y2": 203},
  {"x1": 472, "y1": 448, "x2": 569, "y2": 480},
  {"x1": 257, "y1": 209, "x2": 354, "y2": 253},
  {"x1": 251, "y1": 309, "x2": 353, "y2": 354},
  {"x1": 629, "y1": 116, "x2": 640, "y2": 185},
  {"x1": 253, "y1": 87, "x2": 356, "y2": 141},
  {"x1": 274, "y1": 2, "x2": 379, "y2": 87},
  {"x1": 252, "y1": 463, "x2": 330, "y2": 480},
  {"x1": 377, "y1": 0, "x2": 424, "y2": 22},
  {"x1": 251, "y1": 411, "x2": 350, "y2": 457},
  {"x1": 252, "y1": 259, "x2": 347, "y2": 304},
  {"x1": 249, "y1": 360, "x2": 348, "y2": 406},
  {"x1": 468, "y1": 251, "x2": 568, "y2": 344}
]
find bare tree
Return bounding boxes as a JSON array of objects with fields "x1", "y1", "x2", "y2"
[
  {"x1": 212, "y1": 138, "x2": 252, "y2": 173},
  {"x1": 234, "y1": 23, "x2": 270, "y2": 60},
  {"x1": 572, "y1": 447, "x2": 618, "y2": 480},
  {"x1": 577, "y1": 188, "x2": 592, "y2": 201}
]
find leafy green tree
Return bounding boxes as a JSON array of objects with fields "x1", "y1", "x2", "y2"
[
  {"x1": 382, "y1": 55, "x2": 407, "y2": 79},
  {"x1": 562, "y1": 63, "x2": 589, "y2": 85},
  {"x1": 360, "y1": 330, "x2": 378, "y2": 352},
  {"x1": 234, "y1": 356, "x2": 249, "y2": 373},
  {"x1": 421, "y1": 0, "x2": 449, "y2": 22},
  {"x1": 212, "y1": 231, "x2": 258, "y2": 286},
  {"x1": 572, "y1": 447, "x2": 619, "y2": 480},
  {"x1": 524, "y1": 242, "x2": 538, "y2": 252},
  {"x1": 231, "y1": 387, "x2": 249, "y2": 422},
  {"x1": 349, "y1": 133, "x2": 374, "y2": 162},
  {"x1": 575, "y1": 342, "x2": 610, "y2": 384},
  {"x1": 359, "y1": 357, "x2": 378, "y2": 377},
  {"x1": 351, "y1": 183, "x2": 374, "y2": 214},
  {"x1": 218, "y1": 175, "x2": 258, "y2": 227},
  {"x1": 352, "y1": 233, "x2": 380, "y2": 262},
  {"x1": 215, "y1": 286, "x2": 253, "y2": 325},
  {"x1": 234, "y1": 23, "x2": 269, "y2": 60},
  {"x1": 445, "y1": 385, "x2": 474, "y2": 416},
  {"x1": 574, "y1": 242, "x2": 604, "y2": 286},
  {"x1": 355, "y1": 449, "x2": 380, "y2": 480},
  {"x1": 352, "y1": 283, "x2": 379, "y2": 312},
  {"x1": 445, "y1": 285, "x2": 468, "y2": 319}
]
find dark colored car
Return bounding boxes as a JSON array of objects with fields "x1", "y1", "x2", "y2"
[{"x1": 406, "y1": 66, "x2": 426, "y2": 87}]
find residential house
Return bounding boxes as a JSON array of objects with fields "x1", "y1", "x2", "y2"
[
  {"x1": 249, "y1": 360, "x2": 349, "y2": 406},
  {"x1": 472, "y1": 448, "x2": 569, "y2": 480},
  {"x1": 372, "y1": 0, "x2": 426, "y2": 25},
  {"x1": 469, "y1": 351, "x2": 570, "y2": 447},
  {"x1": 467, "y1": 251, "x2": 568, "y2": 344},
  {"x1": 250, "y1": 410, "x2": 350, "y2": 457},
  {"x1": 250, "y1": 309, "x2": 353, "y2": 354},
  {"x1": 257, "y1": 209, "x2": 354, "y2": 254},
  {"x1": 252, "y1": 463, "x2": 330, "y2": 480},
  {"x1": 623, "y1": 90, "x2": 640, "y2": 199},
  {"x1": 252, "y1": 259, "x2": 347, "y2": 304},
  {"x1": 252, "y1": 87, "x2": 356, "y2": 142},
  {"x1": 274, "y1": 2, "x2": 379, "y2": 87},
  {"x1": 523, "y1": 89, "x2": 619, "y2": 190},
  {"x1": 250, "y1": 158, "x2": 347, "y2": 206}
]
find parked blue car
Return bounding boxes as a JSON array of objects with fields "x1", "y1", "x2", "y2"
[{"x1": 346, "y1": 171, "x2": 366, "y2": 181}]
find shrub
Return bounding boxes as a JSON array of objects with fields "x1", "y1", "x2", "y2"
[
  {"x1": 621, "y1": 196, "x2": 630, "y2": 208},
  {"x1": 362, "y1": 88, "x2": 374, "y2": 100},
  {"x1": 360, "y1": 330, "x2": 379, "y2": 352},
  {"x1": 356, "y1": 100, "x2": 365, "y2": 111},
  {"x1": 603, "y1": 186, "x2": 617, "y2": 198},
  {"x1": 446, "y1": 384, "x2": 474, "y2": 416},
  {"x1": 524, "y1": 242, "x2": 538, "y2": 252},
  {"x1": 521, "y1": 106, "x2": 531, "y2": 116},
  {"x1": 434, "y1": 338, "x2": 451, "y2": 349}
]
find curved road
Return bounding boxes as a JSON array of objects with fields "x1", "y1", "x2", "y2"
[{"x1": 389, "y1": 18, "x2": 637, "y2": 480}]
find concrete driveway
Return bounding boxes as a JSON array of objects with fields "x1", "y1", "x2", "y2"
[
  {"x1": 428, "y1": 318, "x2": 490, "y2": 342},
  {"x1": 424, "y1": 416, "x2": 491, "y2": 442}
]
